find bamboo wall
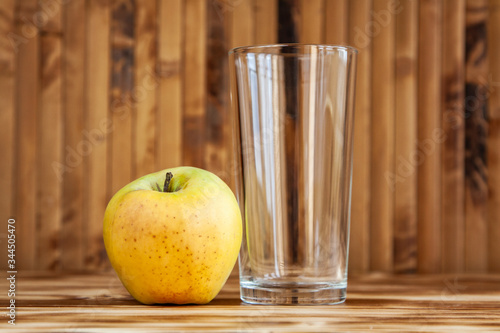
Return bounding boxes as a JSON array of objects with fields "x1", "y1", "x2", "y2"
[{"x1": 1, "y1": 0, "x2": 499, "y2": 273}]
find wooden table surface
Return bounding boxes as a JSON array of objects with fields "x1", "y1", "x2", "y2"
[{"x1": 2, "y1": 272, "x2": 500, "y2": 332}]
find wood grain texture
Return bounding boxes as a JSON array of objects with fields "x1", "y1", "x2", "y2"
[
  {"x1": 157, "y1": 0, "x2": 182, "y2": 169},
  {"x1": 15, "y1": 0, "x2": 39, "y2": 270},
  {"x1": 488, "y1": 0, "x2": 500, "y2": 272},
  {"x1": 278, "y1": 0, "x2": 298, "y2": 43},
  {"x1": 205, "y1": 1, "x2": 230, "y2": 182},
  {"x1": 325, "y1": 0, "x2": 348, "y2": 45},
  {"x1": 37, "y1": 0, "x2": 63, "y2": 270},
  {"x1": 465, "y1": 0, "x2": 489, "y2": 272},
  {"x1": 1, "y1": 272, "x2": 499, "y2": 331},
  {"x1": 85, "y1": 0, "x2": 111, "y2": 269},
  {"x1": 394, "y1": 0, "x2": 418, "y2": 273},
  {"x1": 254, "y1": 0, "x2": 277, "y2": 44},
  {"x1": 134, "y1": 0, "x2": 158, "y2": 177},
  {"x1": 61, "y1": 0, "x2": 86, "y2": 271},
  {"x1": 370, "y1": 0, "x2": 396, "y2": 272},
  {"x1": 183, "y1": 0, "x2": 207, "y2": 168},
  {"x1": 229, "y1": 0, "x2": 254, "y2": 48},
  {"x1": 418, "y1": 0, "x2": 442, "y2": 273},
  {"x1": 348, "y1": 0, "x2": 372, "y2": 273},
  {"x1": 441, "y1": 0, "x2": 466, "y2": 273},
  {"x1": 110, "y1": 0, "x2": 134, "y2": 195},
  {"x1": 0, "y1": 0, "x2": 16, "y2": 270},
  {"x1": 299, "y1": 0, "x2": 323, "y2": 43}
]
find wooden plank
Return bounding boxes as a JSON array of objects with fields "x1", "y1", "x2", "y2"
[
  {"x1": 15, "y1": 0, "x2": 39, "y2": 270},
  {"x1": 299, "y1": 0, "x2": 323, "y2": 43},
  {"x1": 209, "y1": 0, "x2": 253, "y2": 186},
  {"x1": 464, "y1": 0, "x2": 489, "y2": 272},
  {"x1": 347, "y1": 0, "x2": 372, "y2": 273},
  {"x1": 278, "y1": 0, "x2": 298, "y2": 43},
  {"x1": 205, "y1": 0, "x2": 230, "y2": 182},
  {"x1": 109, "y1": 0, "x2": 134, "y2": 194},
  {"x1": 183, "y1": 0, "x2": 207, "y2": 168},
  {"x1": 0, "y1": 0, "x2": 16, "y2": 271},
  {"x1": 441, "y1": 0, "x2": 466, "y2": 273},
  {"x1": 488, "y1": 0, "x2": 500, "y2": 272},
  {"x1": 417, "y1": 0, "x2": 442, "y2": 273},
  {"x1": 229, "y1": 0, "x2": 254, "y2": 48},
  {"x1": 157, "y1": 0, "x2": 182, "y2": 169},
  {"x1": 86, "y1": 0, "x2": 111, "y2": 269},
  {"x1": 134, "y1": 0, "x2": 157, "y2": 177},
  {"x1": 4, "y1": 272, "x2": 500, "y2": 331},
  {"x1": 255, "y1": 0, "x2": 277, "y2": 44},
  {"x1": 37, "y1": 0, "x2": 63, "y2": 270},
  {"x1": 61, "y1": 0, "x2": 86, "y2": 271},
  {"x1": 370, "y1": 0, "x2": 396, "y2": 272},
  {"x1": 394, "y1": 0, "x2": 418, "y2": 273},
  {"x1": 325, "y1": 0, "x2": 348, "y2": 45}
]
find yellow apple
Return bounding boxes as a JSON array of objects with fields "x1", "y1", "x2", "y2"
[{"x1": 103, "y1": 167, "x2": 242, "y2": 304}]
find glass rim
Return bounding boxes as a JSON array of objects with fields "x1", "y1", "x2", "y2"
[{"x1": 229, "y1": 43, "x2": 358, "y2": 55}]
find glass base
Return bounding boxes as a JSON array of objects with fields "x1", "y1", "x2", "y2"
[{"x1": 240, "y1": 281, "x2": 347, "y2": 305}]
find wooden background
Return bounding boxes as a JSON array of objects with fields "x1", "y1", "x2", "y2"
[{"x1": 0, "y1": 0, "x2": 499, "y2": 274}]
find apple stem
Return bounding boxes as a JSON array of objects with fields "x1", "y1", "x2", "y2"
[{"x1": 163, "y1": 172, "x2": 173, "y2": 192}]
